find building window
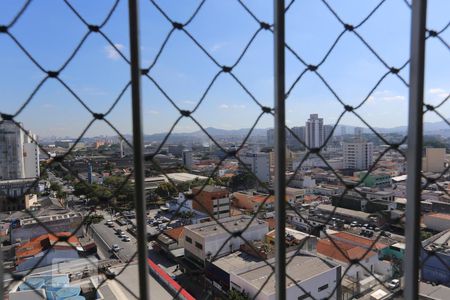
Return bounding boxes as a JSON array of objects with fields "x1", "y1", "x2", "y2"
[
  {"x1": 185, "y1": 236, "x2": 192, "y2": 244},
  {"x1": 195, "y1": 242, "x2": 203, "y2": 250},
  {"x1": 318, "y1": 284, "x2": 328, "y2": 292}
]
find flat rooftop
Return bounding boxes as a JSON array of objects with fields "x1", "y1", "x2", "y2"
[
  {"x1": 316, "y1": 204, "x2": 370, "y2": 220},
  {"x1": 213, "y1": 251, "x2": 262, "y2": 273},
  {"x1": 233, "y1": 252, "x2": 337, "y2": 295},
  {"x1": 166, "y1": 172, "x2": 208, "y2": 182},
  {"x1": 185, "y1": 215, "x2": 267, "y2": 238}
]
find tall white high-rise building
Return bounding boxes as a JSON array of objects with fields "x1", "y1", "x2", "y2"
[
  {"x1": 0, "y1": 121, "x2": 39, "y2": 180},
  {"x1": 343, "y1": 141, "x2": 374, "y2": 170},
  {"x1": 239, "y1": 152, "x2": 271, "y2": 183},
  {"x1": 266, "y1": 129, "x2": 274, "y2": 146},
  {"x1": 305, "y1": 114, "x2": 324, "y2": 148},
  {"x1": 0, "y1": 121, "x2": 25, "y2": 180},
  {"x1": 182, "y1": 150, "x2": 193, "y2": 171}
]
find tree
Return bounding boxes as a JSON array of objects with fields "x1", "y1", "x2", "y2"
[
  {"x1": 228, "y1": 289, "x2": 250, "y2": 300},
  {"x1": 155, "y1": 182, "x2": 177, "y2": 198},
  {"x1": 420, "y1": 230, "x2": 433, "y2": 241}
]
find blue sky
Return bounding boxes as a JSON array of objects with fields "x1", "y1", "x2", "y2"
[{"x1": 0, "y1": 0, "x2": 449, "y2": 138}]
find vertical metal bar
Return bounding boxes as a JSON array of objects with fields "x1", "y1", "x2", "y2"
[
  {"x1": 405, "y1": 0, "x2": 427, "y2": 299},
  {"x1": 274, "y1": 1, "x2": 286, "y2": 300},
  {"x1": 128, "y1": 0, "x2": 150, "y2": 299}
]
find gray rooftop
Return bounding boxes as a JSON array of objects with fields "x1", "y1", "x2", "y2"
[
  {"x1": 185, "y1": 215, "x2": 267, "y2": 238},
  {"x1": 419, "y1": 282, "x2": 450, "y2": 299},
  {"x1": 316, "y1": 204, "x2": 371, "y2": 220},
  {"x1": 213, "y1": 251, "x2": 262, "y2": 273},
  {"x1": 233, "y1": 251, "x2": 337, "y2": 295}
]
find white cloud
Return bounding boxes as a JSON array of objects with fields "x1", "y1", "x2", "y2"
[
  {"x1": 429, "y1": 88, "x2": 446, "y2": 95},
  {"x1": 104, "y1": 43, "x2": 125, "y2": 60},
  {"x1": 368, "y1": 90, "x2": 406, "y2": 103},
  {"x1": 210, "y1": 42, "x2": 229, "y2": 52},
  {"x1": 146, "y1": 110, "x2": 159, "y2": 115},
  {"x1": 219, "y1": 104, "x2": 246, "y2": 110}
]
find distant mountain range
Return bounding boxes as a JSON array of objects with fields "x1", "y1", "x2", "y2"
[
  {"x1": 40, "y1": 119, "x2": 450, "y2": 142},
  {"x1": 142, "y1": 119, "x2": 450, "y2": 142}
]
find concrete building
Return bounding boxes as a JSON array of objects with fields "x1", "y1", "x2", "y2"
[
  {"x1": 239, "y1": 152, "x2": 271, "y2": 183},
  {"x1": 183, "y1": 215, "x2": 268, "y2": 264},
  {"x1": 23, "y1": 141, "x2": 40, "y2": 178},
  {"x1": 11, "y1": 212, "x2": 83, "y2": 243},
  {"x1": 0, "y1": 120, "x2": 25, "y2": 180},
  {"x1": 0, "y1": 178, "x2": 36, "y2": 199},
  {"x1": 423, "y1": 213, "x2": 450, "y2": 232},
  {"x1": 324, "y1": 124, "x2": 333, "y2": 143},
  {"x1": 182, "y1": 150, "x2": 193, "y2": 171},
  {"x1": 355, "y1": 171, "x2": 391, "y2": 188},
  {"x1": 0, "y1": 121, "x2": 40, "y2": 181},
  {"x1": 266, "y1": 128, "x2": 274, "y2": 146},
  {"x1": 192, "y1": 185, "x2": 231, "y2": 219},
  {"x1": 305, "y1": 114, "x2": 324, "y2": 148},
  {"x1": 422, "y1": 148, "x2": 446, "y2": 173},
  {"x1": 230, "y1": 251, "x2": 342, "y2": 300},
  {"x1": 343, "y1": 141, "x2": 374, "y2": 170},
  {"x1": 318, "y1": 231, "x2": 392, "y2": 294},
  {"x1": 289, "y1": 126, "x2": 305, "y2": 148},
  {"x1": 421, "y1": 229, "x2": 450, "y2": 286}
]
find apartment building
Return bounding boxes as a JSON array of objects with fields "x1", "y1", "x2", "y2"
[
  {"x1": 343, "y1": 141, "x2": 374, "y2": 170},
  {"x1": 192, "y1": 185, "x2": 231, "y2": 219},
  {"x1": 183, "y1": 215, "x2": 268, "y2": 263}
]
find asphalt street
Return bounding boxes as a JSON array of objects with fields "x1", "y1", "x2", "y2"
[{"x1": 91, "y1": 219, "x2": 138, "y2": 262}]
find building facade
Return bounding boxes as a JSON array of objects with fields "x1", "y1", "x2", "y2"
[
  {"x1": 182, "y1": 150, "x2": 193, "y2": 171},
  {"x1": 305, "y1": 114, "x2": 324, "y2": 149},
  {"x1": 343, "y1": 141, "x2": 374, "y2": 170},
  {"x1": 0, "y1": 121, "x2": 25, "y2": 180},
  {"x1": 183, "y1": 216, "x2": 268, "y2": 263},
  {"x1": 422, "y1": 148, "x2": 446, "y2": 173},
  {"x1": 239, "y1": 152, "x2": 271, "y2": 183},
  {"x1": 192, "y1": 185, "x2": 231, "y2": 219}
]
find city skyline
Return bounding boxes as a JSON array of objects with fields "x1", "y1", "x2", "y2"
[{"x1": 1, "y1": 1, "x2": 450, "y2": 137}]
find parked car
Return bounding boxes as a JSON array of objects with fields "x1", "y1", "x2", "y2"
[
  {"x1": 105, "y1": 220, "x2": 113, "y2": 226},
  {"x1": 388, "y1": 279, "x2": 400, "y2": 289},
  {"x1": 381, "y1": 231, "x2": 392, "y2": 237},
  {"x1": 111, "y1": 244, "x2": 120, "y2": 252},
  {"x1": 122, "y1": 236, "x2": 131, "y2": 242}
]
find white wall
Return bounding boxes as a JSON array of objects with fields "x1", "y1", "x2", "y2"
[
  {"x1": 184, "y1": 221, "x2": 268, "y2": 261},
  {"x1": 23, "y1": 143, "x2": 39, "y2": 178},
  {"x1": 230, "y1": 264, "x2": 339, "y2": 300}
]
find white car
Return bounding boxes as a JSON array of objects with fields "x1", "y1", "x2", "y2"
[
  {"x1": 111, "y1": 244, "x2": 120, "y2": 252},
  {"x1": 122, "y1": 236, "x2": 131, "y2": 242},
  {"x1": 388, "y1": 279, "x2": 400, "y2": 289}
]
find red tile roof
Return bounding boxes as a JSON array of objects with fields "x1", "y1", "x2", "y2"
[
  {"x1": 16, "y1": 232, "x2": 79, "y2": 262},
  {"x1": 317, "y1": 239, "x2": 377, "y2": 263},
  {"x1": 329, "y1": 232, "x2": 388, "y2": 251},
  {"x1": 163, "y1": 227, "x2": 184, "y2": 241}
]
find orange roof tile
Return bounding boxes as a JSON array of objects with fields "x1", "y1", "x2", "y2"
[
  {"x1": 427, "y1": 213, "x2": 450, "y2": 221},
  {"x1": 317, "y1": 239, "x2": 377, "y2": 263},
  {"x1": 163, "y1": 227, "x2": 184, "y2": 241},
  {"x1": 16, "y1": 232, "x2": 79, "y2": 261},
  {"x1": 329, "y1": 232, "x2": 388, "y2": 250}
]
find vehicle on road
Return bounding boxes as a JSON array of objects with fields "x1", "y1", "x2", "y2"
[
  {"x1": 122, "y1": 236, "x2": 131, "y2": 242},
  {"x1": 388, "y1": 279, "x2": 400, "y2": 289},
  {"x1": 111, "y1": 244, "x2": 120, "y2": 252},
  {"x1": 105, "y1": 220, "x2": 113, "y2": 226}
]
